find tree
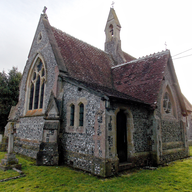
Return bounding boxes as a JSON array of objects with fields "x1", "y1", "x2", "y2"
[{"x1": 0, "y1": 67, "x2": 22, "y2": 133}]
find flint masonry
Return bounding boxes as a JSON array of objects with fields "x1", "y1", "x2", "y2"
[{"x1": 5, "y1": 7, "x2": 189, "y2": 177}]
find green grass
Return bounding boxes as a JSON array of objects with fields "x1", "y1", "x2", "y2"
[
  {"x1": 189, "y1": 146, "x2": 192, "y2": 156},
  {"x1": 1, "y1": 147, "x2": 192, "y2": 191}
]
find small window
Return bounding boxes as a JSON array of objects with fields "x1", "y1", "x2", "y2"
[
  {"x1": 37, "y1": 32, "x2": 42, "y2": 43},
  {"x1": 70, "y1": 104, "x2": 75, "y2": 126},
  {"x1": 79, "y1": 103, "x2": 84, "y2": 126},
  {"x1": 163, "y1": 92, "x2": 172, "y2": 114}
]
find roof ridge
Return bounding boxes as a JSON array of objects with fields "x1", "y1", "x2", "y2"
[
  {"x1": 112, "y1": 49, "x2": 170, "y2": 69},
  {"x1": 138, "y1": 49, "x2": 170, "y2": 59}
]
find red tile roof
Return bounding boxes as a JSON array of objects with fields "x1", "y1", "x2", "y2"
[
  {"x1": 51, "y1": 27, "x2": 114, "y2": 88},
  {"x1": 64, "y1": 76, "x2": 145, "y2": 104},
  {"x1": 112, "y1": 51, "x2": 170, "y2": 105},
  {"x1": 183, "y1": 95, "x2": 192, "y2": 112},
  {"x1": 50, "y1": 24, "x2": 177, "y2": 108}
]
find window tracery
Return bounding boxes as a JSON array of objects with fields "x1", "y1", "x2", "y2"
[{"x1": 28, "y1": 59, "x2": 46, "y2": 110}]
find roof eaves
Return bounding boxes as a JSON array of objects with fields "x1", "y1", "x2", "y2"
[
  {"x1": 168, "y1": 54, "x2": 187, "y2": 115},
  {"x1": 62, "y1": 76, "x2": 150, "y2": 106}
]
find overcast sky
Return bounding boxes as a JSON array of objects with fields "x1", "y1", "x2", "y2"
[{"x1": 0, "y1": 0, "x2": 192, "y2": 103}]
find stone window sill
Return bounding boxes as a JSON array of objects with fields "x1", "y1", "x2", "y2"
[
  {"x1": 25, "y1": 109, "x2": 43, "y2": 117},
  {"x1": 66, "y1": 126, "x2": 85, "y2": 133}
]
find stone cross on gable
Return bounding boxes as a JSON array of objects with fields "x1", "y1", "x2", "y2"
[
  {"x1": 111, "y1": 1, "x2": 115, "y2": 8},
  {"x1": 165, "y1": 42, "x2": 167, "y2": 50},
  {"x1": 43, "y1": 6, "x2": 47, "y2": 14}
]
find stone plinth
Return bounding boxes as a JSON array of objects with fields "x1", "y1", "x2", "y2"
[
  {"x1": 0, "y1": 137, "x2": 8, "y2": 152},
  {"x1": 0, "y1": 153, "x2": 21, "y2": 171}
]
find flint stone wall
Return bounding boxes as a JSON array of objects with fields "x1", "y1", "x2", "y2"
[
  {"x1": 17, "y1": 17, "x2": 57, "y2": 118},
  {"x1": 13, "y1": 17, "x2": 58, "y2": 158},
  {"x1": 159, "y1": 67, "x2": 183, "y2": 144},
  {"x1": 61, "y1": 82, "x2": 106, "y2": 175},
  {"x1": 161, "y1": 120, "x2": 182, "y2": 143},
  {"x1": 14, "y1": 139, "x2": 39, "y2": 159},
  {"x1": 155, "y1": 65, "x2": 188, "y2": 162},
  {"x1": 132, "y1": 107, "x2": 151, "y2": 153},
  {"x1": 187, "y1": 114, "x2": 192, "y2": 145},
  {"x1": 105, "y1": 101, "x2": 152, "y2": 170},
  {"x1": 14, "y1": 116, "x2": 45, "y2": 158},
  {"x1": 16, "y1": 116, "x2": 45, "y2": 141},
  {"x1": 111, "y1": 103, "x2": 151, "y2": 153}
]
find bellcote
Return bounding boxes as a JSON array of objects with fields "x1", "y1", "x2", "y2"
[
  {"x1": 104, "y1": 8, "x2": 126, "y2": 64},
  {"x1": 105, "y1": 8, "x2": 121, "y2": 43}
]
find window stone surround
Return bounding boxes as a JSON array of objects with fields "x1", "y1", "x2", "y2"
[{"x1": 66, "y1": 98, "x2": 88, "y2": 133}]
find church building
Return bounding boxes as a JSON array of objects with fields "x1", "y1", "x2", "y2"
[{"x1": 6, "y1": 7, "x2": 189, "y2": 177}]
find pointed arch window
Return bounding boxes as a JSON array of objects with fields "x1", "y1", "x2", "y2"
[
  {"x1": 79, "y1": 103, "x2": 84, "y2": 126},
  {"x1": 109, "y1": 24, "x2": 114, "y2": 39},
  {"x1": 163, "y1": 92, "x2": 172, "y2": 114},
  {"x1": 28, "y1": 59, "x2": 46, "y2": 110},
  {"x1": 70, "y1": 104, "x2": 75, "y2": 126}
]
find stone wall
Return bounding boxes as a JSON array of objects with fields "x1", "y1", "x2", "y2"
[
  {"x1": 186, "y1": 114, "x2": 192, "y2": 145},
  {"x1": 155, "y1": 65, "x2": 189, "y2": 163},
  {"x1": 14, "y1": 116, "x2": 45, "y2": 158},
  {"x1": 105, "y1": 101, "x2": 152, "y2": 169},
  {"x1": 13, "y1": 16, "x2": 58, "y2": 158},
  {"x1": 16, "y1": 116, "x2": 45, "y2": 141},
  {"x1": 132, "y1": 107, "x2": 151, "y2": 153},
  {"x1": 60, "y1": 82, "x2": 109, "y2": 176},
  {"x1": 14, "y1": 138, "x2": 40, "y2": 159},
  {"x1": 161, "y1": 120, "x2": 183, "y2": 143},
  {"x1": 18, "y1": 17, "x2": 57, "y2": 118}
]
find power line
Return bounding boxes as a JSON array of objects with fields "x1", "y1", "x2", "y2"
[
  {"x1": 173, "y1": 54, "x2": 192, "y2": 60},
  {"x1": 172, "y1": 48, "x2": 192, "y2": 57}
]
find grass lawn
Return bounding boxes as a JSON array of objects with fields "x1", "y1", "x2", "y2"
[{"x1": 0, "y1": 147, "x2": 192, "y2": 192}]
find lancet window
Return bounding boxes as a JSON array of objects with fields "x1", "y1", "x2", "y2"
[
  {"x1": 79, "y1": 103, "x2": 84, "y2": 126},
  {"x1": 109, "y1": 24, "x2": 114, "y2": 38},
  {"x1": 163, "y1": 92, "x2": 172, "y2": 114},
  {"x1": 70, "y1": 104, "x2": 75, "y2": 126}
]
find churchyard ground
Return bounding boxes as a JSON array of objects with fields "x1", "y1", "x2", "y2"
[{"x1": 0, "y1": 147, "x2": 192, "y2": 191}]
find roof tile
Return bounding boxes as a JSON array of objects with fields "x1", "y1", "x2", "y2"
[
  {"x1": 51, "y1": 27, "x2": 114, "y2": 88},
  {"x1": 112, "y1": 50, "x2": 170, "y2": 105},
  {"x1": 51, "y1": 25, "x2": 171, "y2": 106}
]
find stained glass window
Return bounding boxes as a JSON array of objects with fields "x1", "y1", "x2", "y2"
[
  {"x1": 28, "y1": 59, "x2": 46, "y2": 110},
  {"x1": 29, "y1": 84, "x2": 34, "y2": 110}
]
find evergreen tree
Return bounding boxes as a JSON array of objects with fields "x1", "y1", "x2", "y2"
[{"x1": 0, "y1": 67, "x2": 22, "y2": 133}]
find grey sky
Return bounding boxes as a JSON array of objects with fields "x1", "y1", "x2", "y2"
[{"x1": 0, "y1": 0, "x2": 192, "y2": 103}]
